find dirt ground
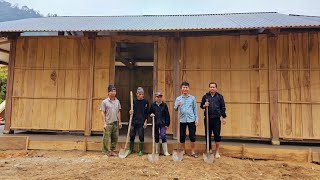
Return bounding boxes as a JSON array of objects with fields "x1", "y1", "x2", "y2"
[{"x1": 0, "y1": 150, "x2": 319, "y2": 180}]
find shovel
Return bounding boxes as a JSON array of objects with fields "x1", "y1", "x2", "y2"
[
  {"x1": 172, "y1": 108, "x2": 184, "y2": 161},
  {"x1": 119, "y1": 91, "x2": 133, "y2": 158},
  {"x1": 148, "y1": 116, "x2": 159, "y2": 163},
  {"x1": 203, "y1": 99, "x2": 214, "y2": 164}
]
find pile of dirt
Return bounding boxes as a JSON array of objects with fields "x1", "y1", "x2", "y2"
[{"x1": 0, "y1": 150, "x2": 319, "y2": 179}]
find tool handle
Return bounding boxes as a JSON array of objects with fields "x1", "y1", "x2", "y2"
[
  {"x1": 124, "y1": 91, "x2": 133, "y2": 149},
  {"x1": 206, "y1": 99, "x2": 210, "y2": 153}
]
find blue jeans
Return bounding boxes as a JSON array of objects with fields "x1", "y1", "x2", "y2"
[{"x1": 155, "y1": 126, "x2": 167, "y2": 143}]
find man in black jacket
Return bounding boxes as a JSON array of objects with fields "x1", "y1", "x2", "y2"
[
  {"x1": 200, "y1": 82, "x2": 227, "y2": 158},
  {"x1": 128, "y1": 87, "x2": 149, "y2": 156},
  {"x1": 149, "y1": 92, "x2": 170, "y2": 156}
]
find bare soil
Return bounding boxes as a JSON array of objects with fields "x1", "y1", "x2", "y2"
[{"x1": 0, "y1": 150, "x2": 319, "y2": 180}]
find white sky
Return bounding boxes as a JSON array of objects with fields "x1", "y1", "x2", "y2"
[{"x1": 6, "y1": 0, "x2": 320, "y2": 16}]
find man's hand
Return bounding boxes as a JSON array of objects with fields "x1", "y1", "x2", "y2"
[
  {"x1": 150, "y1": 113, "x2": 155, "y2": 117},
  {"x1": 204, "y1": 102, "x2": 209, "y2": 107},
  {"x1": 165, "y1": 126, "x2": 168, "y2": 129},
  {"x1": 221, "y1": 118, "x2": 226, "y2": 125},
  {"x1": 177, "y1": 101, "x2": 182, "y2": 107},
  {"x1": 195, "y1": 121, "x2": 199, "y2": 127},
  {"x1": 119, "y1": 122, "x2": 122, "y2": 129},
  {"x1": 104, "y1": 124, "x2": 107, "y2": 129},
  {"x1": 129, "y1": 110, "x2": 134, "y2": 115},
  {"x1": 143, "y1": 121, "x2": 147, "y2": 128}
]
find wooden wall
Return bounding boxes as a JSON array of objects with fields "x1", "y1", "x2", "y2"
[
  {"x1": 181, "y1": 35, "x2": 270, "y2": 138},
  {"x1": 277, "y1": 32, "x2": 320, "y2": 140},
  {"x1": 11, "y1": 37, "x2": 89, "y2": 131},
  {"x1": 7, "y1": 32, "x2": 320, "y2": 141},
  {"x1": 91, "y1": 37, "x2": 113, "y2": 132},
  {"x1": 157, "y1": 37, "x2": 176, "y2": 134}
]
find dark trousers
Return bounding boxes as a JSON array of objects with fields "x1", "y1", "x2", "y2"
[
  {"x1": 155, "y1": 126, "x2": 167, "y2": 143},
  {"x1": 130, "y1": 123, "x2": 144, "y2": 142},
  {"x1": 204, "y1": 117, "x2": 221, "y2": 150},
  {"x1": 180, "y1": 122, "x2": 196, "y2": 143}
]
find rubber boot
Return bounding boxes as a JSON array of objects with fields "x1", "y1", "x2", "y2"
[
  {"x1": 138, "y1": 142, "x2": 143, "y2": 156},
  {"x1": 128, "y1": 141, "x2": 134, "y2": 155},
  {"x1": 162, "y1": 143, "x2": 170, "y2": 156},
  {"x1": 155, "y1": 143, "x2": 160, "y2": 154}
]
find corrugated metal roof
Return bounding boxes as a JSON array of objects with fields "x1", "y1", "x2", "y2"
[{"x1": 0, "y1": 12, "x2": 319, "y2": 32}]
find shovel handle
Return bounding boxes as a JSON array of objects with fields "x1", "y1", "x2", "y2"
[
  {"x1": 206, "y1": 99, "x2": 210, "y2": 154},
  {"x1": 124, "y1": 91, "x2": 133, "y2": 150}
]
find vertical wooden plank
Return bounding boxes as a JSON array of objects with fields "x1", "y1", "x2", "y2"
[
  {"x1": 85, "y1": 36, "x2": 95, "y2": 136},
  {"x1": 311, "y1": 32, "x2": 320, "y2": 138},
  {"x1": 230, "y1": 35, "x2": 241, "y2": 136},
  {"x1": 258, "y1": 34, "x2": 271, "y2": 138},
  {"x1": 4, "y1": 37, "x2": 17, "y2": 133},
  {"x1": 249, "y1": 35, "x2": 261, "y2": 137},
  {"x1": 268, "y1": 35, "x2": 280, "y2": 145},
  {"x1": 172, "y1": 35, "x2": 181, "y2": 139}
]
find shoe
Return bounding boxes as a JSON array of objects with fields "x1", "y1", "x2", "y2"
[
  {"x1": 162, "y1": 143, "x2": 170, "y2": 156},
  {"x1": 155, "y1": 143, "x2": 160, "y2": 154},
  {"x1": 138, "y1": 142, "x2": 144, "y2": 156},
  {"x1": 190, "y1": 152, "x2": 199, "y2": 158},
  {"x1": 128, "y1": 141, "x2": 134, "y2": 155},
  {"x1": 215, "y1": 153, "x2": 221, "y2": 159}
]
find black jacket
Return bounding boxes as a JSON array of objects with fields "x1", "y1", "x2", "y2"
[
  {"x1": 132, "y1": 99, "x2": 149, "y2": 124},
  {"x1": 149, "y1": 102, "x2": 170, "y2": 127},
  {"x1": 200, "y1": 92, "x2": 227, "y2": 119}
]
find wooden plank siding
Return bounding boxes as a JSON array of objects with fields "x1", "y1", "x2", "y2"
[
  {"x1": 5, "y1": 32, "x2": 320, "y2": 141},
  {"x1": 11, "y1": 37, "x2": 89, "y2": 131},
  {"x1": 180, "y1": 35, "x2": 271, "y2": 138}
]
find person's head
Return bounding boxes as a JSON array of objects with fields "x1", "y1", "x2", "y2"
[
  {"x1": 209, "y1": 82, "x2": 217, "y2": 94},
  {"x1": 154, "y1": 92, "x2": 163, "y2": 103},
  {"x1": 180, "y1": 81, "x2": 190, "y2": 95},
  {"x1": 107, "y1": 85, "x2": 117, "y2": 98},
  {"x1": 136, "y1": 87, "x2": 144, "y2": 100}
]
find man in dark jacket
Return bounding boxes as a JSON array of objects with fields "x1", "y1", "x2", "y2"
[
  {"x1": 149, "y1": 91, "x2": 170, "y2": 156},
  {"x1": 128, "y1": 87, "x2": 149, "y2": 156},
  {"x1": 200, "y1": 82, "x2": 227, "y2": 159}
]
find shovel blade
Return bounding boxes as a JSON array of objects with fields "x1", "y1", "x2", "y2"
[
  {"x1": 203, "y1": 152, "x2": 214, "y2": 164},
  {"x1": 118, "y1": 148, "x2": 129, "y2": 159},
  {"x1": 172, "y1": 149, "x2": 184, "y2": 161},
  {"x1": 147, "y1": 153, "x2": 159, "y2": 163}
]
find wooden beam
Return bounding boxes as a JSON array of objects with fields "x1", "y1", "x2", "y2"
[
  {"x1": 268, "y1": 36, "x2": 280, "y2": 145},
  {"x1": 0, "y1": 48, "x2": 9, "y2": 54},
  {"x1": 0, "y1": 40, "x2": 9, "y2": 45},
  {"x1": 84, "y1": 36, "x2": 95, "y2": 136},
  {"x1": 173, "y1": 34, "x2": 181, "y2": 139},
  {"x1": 153, "y1": 42, "x2": 158, "y2": 95},
  {"x1": 3, "y1": 38, "x2": 17, "y2": 134},
  {"x1": 112, "y1": 35, "x2": 157, "y2": 43},
  {"x1": 116, "y1": 56, "x2": 134, "y2": 69},
  {"x1": 109, "y1": 42, "x2": 116, "y2": 85},
  {"x1": 0, "y1": 136, "x2": 28, "y2": 150}
]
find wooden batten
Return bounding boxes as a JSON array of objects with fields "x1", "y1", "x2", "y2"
[
  {"x1": 85, "y1": 36, "x2": 95, "y2": 136},
  {"x1": 4, "y1": 37, "x2": 17, "y2": 134},
  {"x1": 268, "y1": 35, "x2": 280, "y2": 145}
]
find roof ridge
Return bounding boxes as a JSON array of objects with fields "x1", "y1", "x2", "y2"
[{"x1": 56, "y1": 12, "x2": 278, "y2": 18}]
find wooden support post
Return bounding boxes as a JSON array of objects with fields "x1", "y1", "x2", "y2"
[
  {"x1": 25, "y1": 136, "x2": 29, "y2": 151},
  {"x1": 109, "y1": 42, "x2": 116, "y2": 85},
  {"x1": 83, "y1": 138, "x2": 88, "y2": 152},
  {"x1": 173, "y1": 34, "x2": 181, "y2": 139},
  {"x1": 268, "y1": 35, "x2": 280, "y2": 145},
  {"x1": 84, "y1": 33, "x2": 96, "y2": 136},
  {"x1": 242, "y1": 144, "x2": 246, "y2": 160},
  {"x1": 307, "y1": 148, "x2": 312, "y2": 163},
  {"x1": 4, "y1": 37, "x2": 17, "y2": 134},
  {"x1": 153, "y1": 42, "x2": 158, "y2": 95}
]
